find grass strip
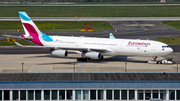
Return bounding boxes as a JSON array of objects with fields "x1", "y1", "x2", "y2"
[
  {"x1": 156, "y1": 37, "x2": 180, "y2": 45},
  {"x1": 77, "y1": 2, "x2": 180, "y2": 4},
  {"x1": 0, "y1": 21, "x2": 114, "y2": 32},
  {"x1": 162, "y1": 21, "x2": 180, "y2": 29},
  {"x1": 0, "y1": 39, "x2": 32, "y2": 46},
  {"x1": 1, "y1": 6, "x2": 180, "y2": 17}
]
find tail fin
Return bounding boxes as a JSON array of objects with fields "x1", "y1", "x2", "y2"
[
  {"x1": 18, "y1": 11, "x2": 53, "y2": 46},
  {"x1": 109, "y1": 33, "x2": 115, "y2": 39},
  {"x1": 19, "y1": 12, "x2": 41, "y2": 37}
]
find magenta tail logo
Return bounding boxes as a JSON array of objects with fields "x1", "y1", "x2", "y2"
[
  {"x1": 23, "y1": 23, "x2": 38, "y2": 36},
  {"x1": 23, "y1": 23, "x2": 43, "y2": 46}
]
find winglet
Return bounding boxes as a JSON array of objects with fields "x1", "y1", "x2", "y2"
[
  {"x1": 109, "y1": 33, "x2": 115, "y2": 39},
  {"x1": 15, "y1": 42, "x2": 24, "y2": 47}
]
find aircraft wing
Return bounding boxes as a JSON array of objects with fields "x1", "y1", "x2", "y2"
[
  {"x1": 15, "y1": 42, "x2": 108, "y2": 52},
  {"x1": 90, "y1": 49, "x2": 108, "y2": 52}
]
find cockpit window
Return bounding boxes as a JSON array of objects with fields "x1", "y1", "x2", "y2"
[{"x1": 162, "y1": 46, "x2": 170, "y2": 48}]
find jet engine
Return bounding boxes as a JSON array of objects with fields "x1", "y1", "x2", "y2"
[
  {"x1": 51, "y1": 50, "x2": 68, "y2": 57},
  {"x1": 85, "y1": 52, "x2": 102, "y2": 59}
]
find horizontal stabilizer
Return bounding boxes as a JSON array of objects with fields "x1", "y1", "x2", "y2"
[
  {"x1": 3, "y1": 35, "x2": 24, "y2": 39},
  {"x1": 15, "y1": 42, "x2": 24, "y2": 47},
  {"x1": 3, "y1": 34, "x2": 33, "y2": 39}
]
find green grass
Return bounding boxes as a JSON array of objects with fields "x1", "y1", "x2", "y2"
[
  {"x1": 1, "y1": 2, "x2": 180, "y2": 5},
  {"x1": 162, "y1": 21, "x2": 180, "y2": 29},
  {"x1": 1, "y1": 6, "x2": 180, "y2": 17},
  {"x1": 0, "y1": 39, "x2": 32, "y2": 46},
  {"x1": 0, "y1": 21, "x2": 114, "y2": 32},
  {"x1": 156, "y1": 37, "x2": 180, "y2": 45},
  {"x1": 77, "y1": 2, "x2": 180, "y2": 4}
]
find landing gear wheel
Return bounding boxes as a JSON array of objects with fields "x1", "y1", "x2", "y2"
[
  {"x1": 82, "y1": 58, "x2": 87, "y2": 62},
  {"x1": 153, "y1": 56, "x2": 157, "y2": 61},
  {"x1": 77, "y1": 58, "x2": 88, "y2": 62},
  {"x1": 158, "y1": 61, "x2": 162, "y2": 64},
  {"x1": 77, "y1": 58, "x2": 80, "y2": 61},
  {"x1": 100, "y1": 56, "x2": 104, "y2": 60},
  {"x1": 157, "y1": 61, "x2": 162, "y2": 64}
]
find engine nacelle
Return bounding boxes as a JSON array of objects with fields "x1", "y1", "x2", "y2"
[
  {"x1": 85, "y1": 52, "x2": 102, "y2": 59},
  {"x1": 51, "y1": 50, "x2": 68, "y2": 57}
]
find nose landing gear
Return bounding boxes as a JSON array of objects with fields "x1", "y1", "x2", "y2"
[
  {"x1": 153, "y1": 56, "x2": 157, "y2": 61},
  {"x1": 148, "y1": 56, "x2": 159, "y2": 64}
]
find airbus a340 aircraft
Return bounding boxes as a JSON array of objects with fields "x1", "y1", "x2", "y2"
[{"x1": 6, "y1": 12, "x2": 173, "y2": 61}]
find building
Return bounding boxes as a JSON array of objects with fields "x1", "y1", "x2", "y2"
[{"x1": 0, "y1": 73, "x2": 180, "y2": 101}]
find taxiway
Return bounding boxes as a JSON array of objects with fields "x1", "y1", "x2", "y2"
[{"x1": 0, "y1": 21, "x2": 180, "y2": 73}]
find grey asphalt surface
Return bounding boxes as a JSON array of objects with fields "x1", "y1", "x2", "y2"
[
  {"x1": 0, "y1": 46, "x2": 51, "y2": 54},
  {"x1": 110, "y1": 21, "x2": 175, "y2": 31}
]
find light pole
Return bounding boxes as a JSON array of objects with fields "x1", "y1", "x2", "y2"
[
  {"x1": 125, "y1": 63, "x2": 127, "y2": 72},
  {"x1": 74, "y1": 62, "x2": 75, "y2": 73},
  {"x1": 177, "y1": 62, "x2": 179, "y2": 73},
  {"x1": 22, "y1": 63, "x2": 24, "y2": 73}
]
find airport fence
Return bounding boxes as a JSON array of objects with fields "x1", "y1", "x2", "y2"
[{"x1": 2, "y1": 62, "x2": 178, "y2": 73}]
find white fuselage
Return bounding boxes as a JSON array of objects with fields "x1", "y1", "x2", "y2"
[
  {"x1": 17, "y1": 11, "x2": 173, "y2": 60},
  {"x1": 41, "y1": 36, "x2": 173, "y2": 57}
]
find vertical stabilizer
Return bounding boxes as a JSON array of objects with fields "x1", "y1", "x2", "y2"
[
  {"x1": 19, "y1": 12, "x2": 40, "y2": 37},
  {"x1": 109, "y1": 33, "x2": 115, "y2": 39},
  {"x1": 18, "y1": 11, "x2": 53, "y2": 46}
]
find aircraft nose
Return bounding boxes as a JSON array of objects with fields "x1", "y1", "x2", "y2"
[{"x1": 169, "y1": 47, "x2": 173, "y2": 53}]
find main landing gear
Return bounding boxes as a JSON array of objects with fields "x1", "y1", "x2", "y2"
[
  {"x1": 76, "y1": 51, "x2": 104, "y2": 62},
  {"x1": 77, "y1": 56, "x2": 104, "y2": 62},
  {"x1": 77, "y1": 51, "x2": 90, "y2": 62},
  {"x1": 77, "y1": 57, "x2": 91, "y2": 62}
]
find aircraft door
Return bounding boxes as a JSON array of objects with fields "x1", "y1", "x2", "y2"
[
  {"x1": 76, "y1": 39, "x2": 79, "y2": 47},
  {"x1": 151, "y1": 43, "x2": 156, "y2": 51},
  {"x1": 120, "y1": 42, "x2": 124, "y2": 49}
]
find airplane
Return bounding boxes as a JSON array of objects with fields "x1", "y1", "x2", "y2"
[{"x1": 6, "y1": 12, "x2": 173, "y2": 62}]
